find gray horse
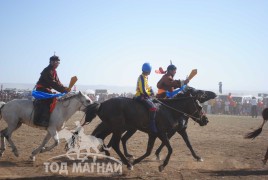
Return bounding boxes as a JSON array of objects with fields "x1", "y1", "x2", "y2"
[{"x1": 0, "y1": 91, "x2": 92, "y2": 161}]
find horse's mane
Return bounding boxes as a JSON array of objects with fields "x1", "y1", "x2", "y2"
[
  {"x1": 155, "y1": 96, "x2": 194, "y2": 103},
  {"x1": 58, "y1": 92, "x2": 80, "y2": 102},
  {"x1": 108, "y1": 95, "x2": 194, "y2": 104}
]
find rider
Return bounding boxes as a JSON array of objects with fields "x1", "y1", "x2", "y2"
[
  {"x1": 34, "y1": 54, "x2": 70, "y2": 127},
  {"x1": 135, "y1": 63, "x2": 158, "y2": 133},
  {"x1": 156, "y1": 64, "x2": 189, "y2": 98},
  {"x1": 156, "y1": 64, "x2": 190, "y2": 130}
]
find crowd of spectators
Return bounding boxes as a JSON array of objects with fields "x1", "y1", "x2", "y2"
[
  {"x1": 203, "y1": 93, "x2": 267, "y2": 118},
  {"x1": 0, "y1": 89, "x2": 134, "y2": 103},
  {"x1": 1, "y1": 88, "x2": 268, "y2": 119},
  {"x1": 87, "y1": 92, "x2": 134, "y2": 103},
  {"x1": 0, "y1": 89, "x2": 32, "y2": 102}
]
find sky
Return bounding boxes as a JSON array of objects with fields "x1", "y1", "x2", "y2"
[{"x1": 0, "y1": 0, "x2": 267, "y2": 94}]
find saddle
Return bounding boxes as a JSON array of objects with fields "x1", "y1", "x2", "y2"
[{"x1": 33, "y1": 98, "x2": 55, "y2": 127}]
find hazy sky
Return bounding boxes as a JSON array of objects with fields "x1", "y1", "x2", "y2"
[{"x1": 0, "y1": 0, "x2": 267, "y2": 93}]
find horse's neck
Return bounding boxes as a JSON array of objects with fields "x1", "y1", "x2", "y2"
[
  {"x1": 163, "y1": 98, "x2": 192, "y2": 114},
  {"x1": 57, "y1": 98, "x2": 81, "y2": 121}
]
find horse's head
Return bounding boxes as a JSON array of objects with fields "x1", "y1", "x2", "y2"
[
  {"x1": 162, "y1": 95, "x2": 209, "y2": 126},
  {"x1": 184, "y1": 86, "x2": 216, "y2": 103},
  {"x1": 76, "y1": 91, "x2": 93, "y2": 111},
  {"x1": 174, "y1": 86, "x2": 214, "y2": 126},
  {"x1": 191, "y1": 99, "x2": 209, "y2": 126}
]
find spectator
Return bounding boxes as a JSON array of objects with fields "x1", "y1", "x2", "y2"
[{"x1": 250, "y1": 97, "x2": 258, "y2": 118}]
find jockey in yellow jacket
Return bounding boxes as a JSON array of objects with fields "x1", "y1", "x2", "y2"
[{"x1": 135, "y1": 63, "x2": 157, "y2": 133}]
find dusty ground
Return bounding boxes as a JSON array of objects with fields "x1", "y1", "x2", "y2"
[{"x1": 1, "y1": 112, "x2": 268, "y2": 180}]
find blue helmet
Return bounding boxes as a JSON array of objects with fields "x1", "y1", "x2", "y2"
[{"x1": 142, "y1": 63, "x2": 152, "y2": 73}]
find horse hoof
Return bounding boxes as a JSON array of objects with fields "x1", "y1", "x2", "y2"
[
  {"x1": 105, "y1": 151, "x2": 111, "y2": 156},
  {"x1": 158, "y1": 165, "x2": 164, "y2": 172},
  {"x1": 197, "y1": 158, "x2": 204, "y2": 162},
  {"x1": 29, "y1": 155, "x2": 36, "y2": 162},
  {"x1": 126, "y1": 155, "x2": 135, "y2": 162},
  {"x1": 40, "y1": 147, "x2": 46, "y2": 153},
  {"x1": 127, "y1": 165, "x2": 133, "y2": 170},
  {"x1": 13, "y1": 150, "x2": 19, "y2": 157},
  {"x1": 128, "y1": 158, "x2": 135, "y2": 164},
  {"x1": 0, "y1": 153, "x2": 3, "y2": 158},
  {"x1": 262, "y1": 159, "x2": 267, "y2": 165},
  {"x1": 156, "y1": 155, "x2": 161, "y2": 161}
]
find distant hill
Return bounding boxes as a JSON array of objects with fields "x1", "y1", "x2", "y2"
[
  {"x1": 0, "y1": 83, "x2": 136, "y2": 94},
  {"x1": 1, "y1": 83, "x2": 267, "y2": 96}
]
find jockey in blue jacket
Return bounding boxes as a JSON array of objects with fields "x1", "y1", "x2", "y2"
[{"x1": 135, "y1": 63, "x2": 158, "y2": 133}]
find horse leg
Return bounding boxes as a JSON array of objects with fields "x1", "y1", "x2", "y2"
[
  {"x1": 178, "y1": 128, "x2": 203, "y2": 161},
  {"x1": 121, "y1": 129, "x2": 137, "y2": 158},
  {"x1": 155, "y1": 130, "x2": 176, "y2": 160},
  {"x1": 157, "y1": 133, "x2": 173, "y2": 172},
  {"x1": 100, "y1": 135, "x2": 112, "y2": 156},
  {"x1": 110, "y1": 131, "x2": 133, "y2": 170},
  {"x1": 0, "y1": 128, "x2": 7, "y2": 157},
  {"x1": 2, "y1": 122, "x2": 22, "y2": 157},
  {"x1": 94, "y1": 127, "x2": 112, "y2": 156},
  {"x1": 133, "y1": 134, "x2": 157, "y2": 165},
  {"x1": 30, "y1": 133, "x2": 51, "y2": 161},
  {"x1": 40, "y1": 130, "x2": 60, "y2": 152},
  {"x1": 262, "y1": 146, "x2": 268, "y2": 165}
]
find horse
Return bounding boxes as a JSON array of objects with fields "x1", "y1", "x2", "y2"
[
  {"x1": 85, "y1": 89, "x2": 210, "y2": 171},
  {"x1": 0, "y1": 91, "x2": 92, "y2": 161},
  {"x1": 92, "y1": 88, "x2": 216, "y2": 161},
  {"x1": 245, "y1": 107, "x2": 268, "y2": 164}
]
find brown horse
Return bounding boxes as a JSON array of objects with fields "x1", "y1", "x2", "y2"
[
  {"x1": 245, "y1": 107, "x2": 268, "y2": 164},
  {"x1": 85, "y1": 94, "x2": 208, "y2": 171}
]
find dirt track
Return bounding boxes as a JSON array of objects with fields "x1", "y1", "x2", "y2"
[{"x1": 1, "y1": 112, "x2": 268, "y2": 179}]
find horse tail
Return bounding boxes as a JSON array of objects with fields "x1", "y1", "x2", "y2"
[
  {"x1": 244, "y1": 108, "x2": 268, "y2": 139},
  {"x1": 85, "y1": 102, "x2": 101, "y2": 124},
  {"x1": 262, "y1": 107, "x2": 268, "y2": 121},
  {"x1": 0, "y1": 102, "x2": 6, "y2": 120}
]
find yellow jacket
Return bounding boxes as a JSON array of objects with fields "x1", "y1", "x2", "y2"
[{"x1": 135, "y1": 74, "x2": 153, "y2": 97}]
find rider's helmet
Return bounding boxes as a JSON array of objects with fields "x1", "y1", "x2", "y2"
[
  {"x1": 49, "y1": 55, "x2": 60, "y2": 62},
  {"x1": 167, "y1": 64, "x2": 177, "y2": 71},
  {"x1": 142, "y1": 63, "x2": 152, "y2": 73}
]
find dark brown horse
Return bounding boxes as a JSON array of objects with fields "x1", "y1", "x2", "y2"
[
  {"x1": 92, "y1": 88, "x2": 216, "y2": 162},
  {"x1": 85, "y1": 88, "x2": 213, "y2": 171},
  {"x1": 245, "y1": 108, "x2": 268, "y2": 164}
]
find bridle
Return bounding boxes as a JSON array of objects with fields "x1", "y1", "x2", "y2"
[
  {"x1": 76, "y1": 95, "x2": 92, "y2": 111},
  {"x1": 154, "y1": 96, "x2": 206, "y2": 123}
]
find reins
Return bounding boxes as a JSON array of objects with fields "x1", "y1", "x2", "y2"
[{"x1": 154, "y1": 97, "x2": 202, "y2": 121}]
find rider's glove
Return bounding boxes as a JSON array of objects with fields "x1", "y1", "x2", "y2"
[{"x1": 64, "y1": 87, "x2": 71, "y2": 93}]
